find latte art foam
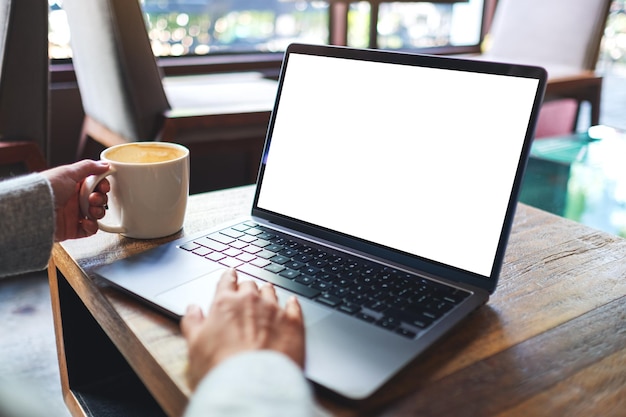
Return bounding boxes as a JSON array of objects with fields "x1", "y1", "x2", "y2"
[{"x1": 105, "y1": 144, "x2": 186, "y2": 163}]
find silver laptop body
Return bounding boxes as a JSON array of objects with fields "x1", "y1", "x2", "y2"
[{"x1": 94, "y1": 43, "x2": 547, "y2": 400}]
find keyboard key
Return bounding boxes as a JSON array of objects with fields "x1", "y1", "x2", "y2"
[
  {"x1": 200, "y1": 237, "x2": 229, "y2": 251},
  {"x1": 265, "y1": 263, "x2": 285, "y2": 274},
  {"x1": 338, "y1": 302, "x2": 361, "y2": 315},
  {"x1": 252, "y1": 239, "x2": 270, "y2": 248},
  {"x1": 180, "y1": 242, "x2": 200, "y2": 251},
  {"x1": 396, "y1": 328, "x2": 417, "y2": 339},
  {"x1": 443, "y1": 288, "x2": 471, "y2": 303},
  {"x1": 220, "y1": 257, "x2": 244, "y2": 268},
  {"x1": 265, "y1": 244, "x2": 284, "y2": 253},
  {"x1": 344, "y1": 293, "x2": 368, "y2": 306},
  {"x1": 230, "y1": 240, "x2": 249, "y2": 249},
  {"x1": 255, "y1": 249, "x2": 276, "y2": 259},
  {"x1": 293, "y1": 254, "x2": 312, "y2": 263},
  {"x1": 236, "y1": 253, "x2": 257, "y2": 263},
  {"x1": 388, "y1": 307, "x2": 435, "y2": 329},
  {"x1": 221, "y1": 228, "x2": 245, "y2": 239},
  {"x1": 206, "y1": 252, "x2": 226, "y2": 262},
  {"x1": 284, "y1": 260, "x2": 305, "y2": 270},
  {"x1": 257, "y1": 232, "x2": 275, "y2": 240},
  {"x1": 325, "y1": 264, "x2": 343, "y2": 274},
  {"x1": 231, "y1": 223, "x2": 250, "y2": 232},
  {"x1": 242, "y1": 245, "x2": 263, "y2": 254},
  {"x1": 376, "y1": 316, "x2": 400, "y2": 330},
  {"x1": 279, "y1": 269, "x2": 300, "y2": 280},
  {"x1": 270, "y1": 255, "x2": 290, "y2": 265},
  {"x1": 316, "y1": 293, "x2": 342, "y2": 307},
  {"x1": 311, "y1": 280, "x2": 332, "y2": 291},
  {"x1": 250, "y1": 258, "x2": 271, "y2": 268},
  {"x1": 294, "y1": 275, "x2": 315, "y2": 285},
  {"x1": 192, "y1": 247, "x2": 212, "y2": 256},
  {"x1": 365, "y1": 300, "x2": 387, "y2": 312},
  {"x1": 223, "y1": 248, "x2": 243, "y2": 257},
  {"x1": 302, "y1": 266, "x2": 320, "y2": 275},
  {"x1": 245, "y1": 227, "x2": 263, "y2": 236},
  {"x1": 279, "y1": 248, "x2": 298, "y2": 257},
  {"x1": 355, "y1": 312, "x2": 377, "y2": 323},
  {"x1": 330, "y1": 286, "x2": 350, "y2": 298},
  {"x1": 239, "y1": 234, "x2": 257, "y2": 243},
  {"x1": 430, "y1": 300, "x2": 455, "y2": 314},
  {"x1": 208, "y1": 232, "x2": 235, "y2": 244},
  {"x1": 311, "y1": 259, "x2": 328, "y2": 268}
]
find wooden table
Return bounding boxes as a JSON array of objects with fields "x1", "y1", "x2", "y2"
[{"x1": 48, "y1": 185, "x2": 626, "y2": 417}]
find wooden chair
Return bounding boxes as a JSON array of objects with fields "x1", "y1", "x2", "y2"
[
  {"x1": 63, "y1": 0, "x2": 278, "y2": 194},
  {"x1": 0, "y1": 141, "x2": 47, "y2": 177},
  {"x1": 478, "y1": 0, "x2": 612, "y2": 133},
  {"x1": 0, "y1": 0, "x2": 49, "y2": 164}
]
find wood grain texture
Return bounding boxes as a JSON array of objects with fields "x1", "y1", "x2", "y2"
[{"x1": 50, "y1": 186, "x2": 626, "y2": 417}]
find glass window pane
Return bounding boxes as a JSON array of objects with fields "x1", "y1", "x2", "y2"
[
  {"x1": 49, "y1": 1, "x2": 71, "y2": 59},
  {"x1": 47, "y1": 0, "x2": 329, "y2": 59},
  {"x1": 48, "y1": 0, "x2": 486, "y2": 60},
  {"x1": 347, "y1": 0, "x2": 484, "y2": 50},
  {"x1": 347, "y1": 2, "x2": 371, "y2": 48},
  {"x1": 142, "y1": 0, "x2": 329, "y2": 56}
]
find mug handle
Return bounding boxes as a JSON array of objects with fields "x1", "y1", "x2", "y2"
[{"x1": 79, "y1": 167, "x2": 125, "y2": 234}]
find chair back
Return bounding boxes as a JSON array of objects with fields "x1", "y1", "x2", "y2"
[
  {"x1": 64, "y1": 0, "x2": 170, "y2": 142},
  {"x1": 0, "y1": 0, "x2": 48, "y2": 157},
  {"x1": 484, "y1": 0, "x2": 612, "y2": 74}
]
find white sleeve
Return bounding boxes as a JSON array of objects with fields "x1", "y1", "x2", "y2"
[{"x1": 183, "y1": 351, "x2": 319, "y2": 417}]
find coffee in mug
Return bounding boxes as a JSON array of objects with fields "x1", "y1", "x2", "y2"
[
  {"x1": 105, "y1": 143, "x2": 187, "y2": 164},
  {"x1": 79, "y1": 142, "x2": 190, "y2": 239}
]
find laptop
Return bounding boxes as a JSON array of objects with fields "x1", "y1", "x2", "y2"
[{"x1": 94, "y1": 43, "x2": 547, "y2": 400}]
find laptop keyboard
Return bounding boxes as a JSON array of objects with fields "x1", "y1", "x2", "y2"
[{"x1": 179, "y1": 221, "x2": 470, "y2": 339}]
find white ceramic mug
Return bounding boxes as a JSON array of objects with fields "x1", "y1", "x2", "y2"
[{"x1": 79, "y1": 142, "x2": 190, "y2": 239}]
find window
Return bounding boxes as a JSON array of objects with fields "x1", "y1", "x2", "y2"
[
  {"x1": 48, "y1": 0, "x2": 486, "y2": 61},
  {"x1": 142, "y1": 0, "x2": 329, "y2": 56},
  {"x1": 345, "y1": 0, "x2": 484, "y2": 50}
]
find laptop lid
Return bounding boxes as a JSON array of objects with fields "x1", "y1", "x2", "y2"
[{"x1": 250, "y1": 43, "x2": 547, "y2": 293}]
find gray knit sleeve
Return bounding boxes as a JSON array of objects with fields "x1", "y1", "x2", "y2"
[{"x1": 0, "y1": 173, "x2": 55, "y2": 278}]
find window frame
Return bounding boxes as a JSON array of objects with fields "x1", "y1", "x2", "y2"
[{"x1": 50, "y1": 0, "x2": 497, "y2": 83}]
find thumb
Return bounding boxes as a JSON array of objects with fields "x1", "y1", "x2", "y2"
[
  {"x1": 180, "y1": 304, "x2": 204, "y2": 341},
  {"x1": 68, "y1": 160, "x2": 110, "y2": 182}
]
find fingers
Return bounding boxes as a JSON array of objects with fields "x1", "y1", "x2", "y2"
[
  {"x1": 285, "y1": 296, "x2": 304, "y2": 323},
  {"x1": 95, "y1": 178, "x2": 111, "y2": 194},
  {"x1": 88, "y1": 191, "x2": 108, "y2": 207},
  {"x1": 215, "y1": 268, "x2": 239, "y2": 294},
  {"x1": 88, "y1": 205, "x2": 105, "y2": 220},
  {"x1": 259, "y1": 283, "x2": 278, "y2": 303},
  {"x1": 237, "y1": 279, "x2": 260, "y2": 294},
  {"x1": 216, "y1": 269, "x2": 300, "y2": 319},
  {"x1": 79, "y1": 219, "x2": 99, "y2": 237},
  {"x1": 180, "y1": 304, "x2": 204, "y2": 340},
  {"x1": 78, "y1": 169, "x2": 109, "y2": 221}
]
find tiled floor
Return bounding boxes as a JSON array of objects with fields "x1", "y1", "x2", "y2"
[
  {"x1": 0, "y1": 271, "x2": 70, "y2": 417},
  {"x1": 1, "y1": 63, "x2": 625, "y2": 417}
]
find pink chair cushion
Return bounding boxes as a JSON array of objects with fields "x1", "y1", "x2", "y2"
[{"x1": 534, "y1": 99, "x2": 579, "y2": 139}]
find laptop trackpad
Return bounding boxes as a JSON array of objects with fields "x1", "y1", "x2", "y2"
[
  {"x1": 155, "y1": 269, "x2": 225, "y2": 316},
  {"x1": 156, "y1": 268, "x2": 331, "y2": 326}
]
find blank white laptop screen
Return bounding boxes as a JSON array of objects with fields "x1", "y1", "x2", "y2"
[{"x1": 257, "y1": 53, "x2": 539, "y2": 278}]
